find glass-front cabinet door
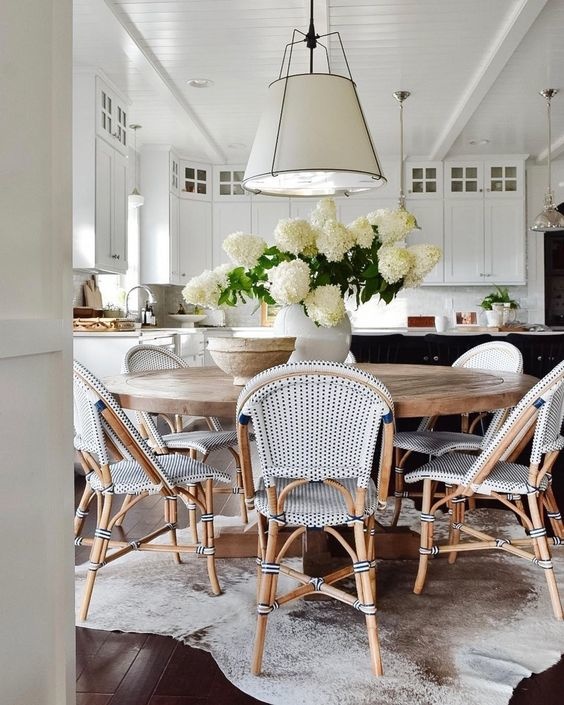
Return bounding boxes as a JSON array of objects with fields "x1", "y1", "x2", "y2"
[
  {"x1": 406, "y1": 161, "x2": 443, "y2": 198},
  {"x1": 483, "y1": 160, "x2": 524, "y2": 198},
  {"x1": 444, "y1": 162, "x2": 483, "y2": 198}
]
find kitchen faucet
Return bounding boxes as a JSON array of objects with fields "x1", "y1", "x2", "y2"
[{"x1": 125, "y1": 285, "x2": 157, "y2": 321}]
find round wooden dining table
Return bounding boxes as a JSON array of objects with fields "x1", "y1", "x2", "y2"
[
  {"x1": 103, "y1": 363, "x2": 537, "y2": 421},
  {"x1": 103, "y1": 363, "x2": 537, "y2": 560}
]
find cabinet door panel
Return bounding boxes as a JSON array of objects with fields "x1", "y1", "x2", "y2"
[
  {"x1": 95, "y1": 138, "x2": 114, "y2": 270},
  {"x1": 406, "y1": 199, "x2": 444, "y2": 283},
  {"x1": 212, "y1": 202, "x2": 251, "y2": 267},
  {"x1": 252, "y1": 199, "x2": 290, "y2": 245},
  {"x1": 111, "y1": 151, "x2": 128, "y2": 272},
  {"x1": 444, "y1": 200, "x2": 484, "y2": 283},
  {"x1": 484, "y1": 200, "x2": 525, "y2": 284},
  {"x1": 169, "y1": 194, "x2": 180, "y2": 283},
  {"x1": 179, "y1": 200, "x2": 212, "y2": 283}
]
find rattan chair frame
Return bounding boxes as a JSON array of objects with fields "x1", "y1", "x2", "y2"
[
  {"x1": 73, "y1": 360, "x2": 230, "y2": 620},
  {"x1": 391, "y1": 341, "x2": 524, "y2": 525},
  {"x1": 123, "y1": 344, "x2": 250, "y2": 528},
  {"x1": 236, "y1": 361, "x2": 396, "y2": 677},
  {"x1": 404, "y1": 360, "x2": 564, "y2": 620}
]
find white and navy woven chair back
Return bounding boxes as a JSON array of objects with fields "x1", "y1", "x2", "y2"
[
  {"x1": 123, "y1": 344, "x2": 223, "y2": 433},
  {"x1": 418, "y1": 341, "x2": 523, "y2": 434},
  {"x1": 237, "y1": 361, "x2": 394, "y2": 489},
  {"x1": 461, "y1": 360, "x2": 564, "y2": 487},
  {"x1": 73, "y1": 360, "x2": 171, "y2": 489}
]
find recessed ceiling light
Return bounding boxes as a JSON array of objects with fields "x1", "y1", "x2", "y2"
[
  {"x1": 187, "y1": 78, "x2": 214, "y2": 88},
  {"x1": 227, "y1": 142, "x2": 246, "y2": 150},
  {"x1": 468, "y1": 138, "x2": 490, "y2": 146}
]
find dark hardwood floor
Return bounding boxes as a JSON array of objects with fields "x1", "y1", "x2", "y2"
[{"x1": 74, "y1": 471, "x2": 564, "y2": 705}]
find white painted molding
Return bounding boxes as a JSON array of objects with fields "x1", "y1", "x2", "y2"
[
  {"x1": 430, "y1": 0, "x2": 549, "y2": 161},
  {"x1": 536, "y1": 132, "x2": 564, "y2": 163},
  {"x1": 0, "y1": 320, "x2": 66, "y2": 359}
]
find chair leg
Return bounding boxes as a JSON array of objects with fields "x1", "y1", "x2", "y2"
[
  {"x1": 202, "y1": 478, "x2": 221, "y2": 596},
  {"x1": 391, "y1": 448, "x2": 410, "y2": 527},
  {"x1": 74, "y1": 483, "x2": 95, "y2": 536},
  {"x1": 187, "y1": 450, "x2": 199, "y2": 543},
  {"x1": 165, "y1": 495, "x2": 181, "y2": 564},
  {"x1": 543, "y1": 487, "x2": 564, "y2": 539},
  {"x1": 414, "y1": 479, "x2": 435, "y2": 595},
  {"x1": 228, "y1": 447, "x2": 248, "y2": 524},
  {"x1": 252, "y1": 520, "x2": 280, "y2": 675},
  {"x1": 527, "y1": 493, "x2": 563, "y2": 620},
  {"x1": 114, "y1": 494, "x2": 134, "y2": 527},
  {"x1": 79, "y1": 491, "x2": 114, "y2": 621},
  {"x1": 353, "y1": 521, "x2": 383, "y2": 676},
  {"x1": 448, "y1": 498, "x2": 465, "y2": 565}
]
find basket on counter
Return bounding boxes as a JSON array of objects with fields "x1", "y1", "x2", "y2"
[{"x1": 73, "y1": 318, "x2": 137, "y2": 332}]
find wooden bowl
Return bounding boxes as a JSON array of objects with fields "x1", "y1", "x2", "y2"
[{"x1": 206, "y1": 336, "x2": 296, "y2": 385}]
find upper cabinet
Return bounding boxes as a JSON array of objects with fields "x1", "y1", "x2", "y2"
[
  {"x1": 180, "y1": 160, "x2": 212, "y2": 201},
  {"x1": 443, "y1": 158, "x2": 526, "y2": 285},
  {"x1": 73, "y1": 71, "x2": 129, "y2": 273},
  {"x1": 96, "y1": 76, "x2": 128, "y2": 156},
  {"x1": 406, "y1": 161, "x2": 443, "y2": 198}
]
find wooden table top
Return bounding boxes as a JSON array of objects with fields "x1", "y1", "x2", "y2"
[{"x1": 104, "y1": 364, "x2": 537, "y2": 419}]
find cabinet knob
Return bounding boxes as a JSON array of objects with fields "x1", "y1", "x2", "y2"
[
  {"x1": 479, "y1": 188, "x2": 483, "y2": 192},
  {"x1": 423, "y1": 355, "x2": 429, "y2": 362},
  {"x1": 537, "y1": 356, "x2": 543, "y2": 361},
  {"x1": 181, "y1": 273, "x2": 186, "y2": 277},
  {"x1": 433, "y1": 355, "x2": 439, "y2": 362},
  {"x1": 111, "y1": 253, "x2": 120, "y2": 260}
]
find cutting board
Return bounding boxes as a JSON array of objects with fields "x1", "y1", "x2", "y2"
[{"x1": 83, "y1": 276, "x2": 103, "y2": 309}]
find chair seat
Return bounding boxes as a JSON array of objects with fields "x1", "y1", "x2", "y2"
[
  {"x1": 394, "y1": 430, "x2": 483, "y2": 455},
  {"x1": 255, "y1": 476, "x2": 377, "y2": 528},
  {"x1": 160, "y1": 429, "x2": 255, "y2": 454},
  {"x1": 88, "y1": 452, "x2": 232, "y2": 495},
  {"x1": 404, "y1": 453, "x2": 550, "y2": 496}
]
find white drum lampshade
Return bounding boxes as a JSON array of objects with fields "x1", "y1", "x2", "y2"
[{"x1": 243, "y1": 73, "x2": 386, "y2": 197}]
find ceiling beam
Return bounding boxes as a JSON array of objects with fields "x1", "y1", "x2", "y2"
[
  {"x1": 102, "y1": 0, "x2": 226, "y2": 163},
  {"x1": 430, "y1": 0, "x2": 549, "y2": 161},
  {"x1": 537, "y1": 132, "x2": 564, "y2": 163}
]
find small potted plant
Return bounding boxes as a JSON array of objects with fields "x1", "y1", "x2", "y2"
[{"x1": 479, "y1": 286, "x2": 519, "y2": 327}]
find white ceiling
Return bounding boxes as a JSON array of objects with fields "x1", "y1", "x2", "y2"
[{"x1": 73, "y1": 0, "x2": 564, "y2": 165}]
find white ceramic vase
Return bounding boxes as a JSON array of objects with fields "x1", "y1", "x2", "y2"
[{"x1": 272, "y1": 304, "x2": 352, "y2": 362}]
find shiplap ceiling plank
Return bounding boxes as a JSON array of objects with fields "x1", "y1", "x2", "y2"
[{"x1": 73, "y1": 0, "x2": 564, "y2": 162}]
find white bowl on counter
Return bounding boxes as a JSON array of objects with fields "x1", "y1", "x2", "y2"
[{"x1": 168, "y1": 314, "x2": 207, "y2": 328}]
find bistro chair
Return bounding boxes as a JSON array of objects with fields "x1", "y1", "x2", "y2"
[
  {"x1": 236, "y1": 361, "x2": 395, "y2": 676},
  {"x1": 391, "y1": 341, "x2": 523, "y2": 525},
  {"x1": 123, "y1": 344, "x2": 252, "y2": 527},
  {"x1": 404, "y1": 360, "x2": 564, "y2": 619},
  {"x1": 73, "y1": 360, "x2": 231, "y2": 620}
]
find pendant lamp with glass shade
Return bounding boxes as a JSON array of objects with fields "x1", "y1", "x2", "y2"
[
  {"x1": 242, "y1": 0, "x2": 385, "y2": 197},
  {"x1": 530, "y1": 89, "x2": 564, "y2": 232},
  {"x1": 128, "y1": 124, "x2": 144, "y2": 209},
  {"x1": 393, "y1": 90, "x2": 420, "y2": 230}
]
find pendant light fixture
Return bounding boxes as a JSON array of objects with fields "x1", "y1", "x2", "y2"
[
  {"x1": 393, "y1": 90, "x2": 420, "y2": 230},
  {"x1": 530, "y1": 89, "x2": 564, "y2": 232},
  {"x1": 128, "y1": 124, "x2": 144, "y2": 209},
  {"x1": 242, "y1": 0, "x2": 385, "y2": 197}
]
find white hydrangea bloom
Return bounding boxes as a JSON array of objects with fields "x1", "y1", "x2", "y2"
[
  {"x1": 182, "y1": 268, "x2": 227, "y2": 309},
  {"x1": 310, "y1": 197, "x2": 338, "y2": 228},
  {"x1": 367, "y1": 208, "x2": 417, "y2": 244},
  {"x1": 213, "y1": 263, "x2": 232, "y2": 288},
  {"x1": 348, "y1": 216, "x2": 375, "y2": 249},
  {"x1": 304, "y1": 284, "x2": 346, "y2": 327},
  {"x1": 268, "y1": 259, "x2": 311, "y2": 305},
  {"x1": 222, "y1": 231, "x2": 267, "y2": 269},
  {"x1": 377, "y1": 245, "x2": 415, "y2": 285},
  {"x1": 316, "y1": 219, "x2": 356, "y2": 262},
  {"x1": 403, "y1": 244, "x2": 442, "y2": 288},
  {"x1": 274, "y1": 218, "x2": 317, "y2": 256}
]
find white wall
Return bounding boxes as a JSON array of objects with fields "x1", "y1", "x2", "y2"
[{"x1": 0, "y1": 1, "x2": 75, "y2": 704}]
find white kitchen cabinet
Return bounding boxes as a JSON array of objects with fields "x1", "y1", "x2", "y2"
[
  {"x1": 95, "y1": 76, "x2": 128, "y2": 156},
  {"x1": 179, "y1": 199, "x2": 212, "y2": 282},
  {"x1": 94, "y1": 138, "x2": 128, "y2": 272},
  {"x1": 214, "y1": 166, "x2": 249, "y2": 200},
  {"x1": 73, "y1": 71, "x2": 129, "y2": 273},
  {"x1": 406, "y1": 161, "x2": 443, "y2": 198},
  {"x1": 212, "y1": 201, "x2": 252, "y2": 266},
  {"x1": 406, "y1": 198, "x2": 444, "y2": 284},
  {"x1": 140, "y1": 146, "x2": 179, "y2": 284},
  {"x1": 180, "y1": 160, "x2": 212, "y2": 201},
  {"x1": 252, "y1": 197, "x2": 290, "y2": 245},
  {"x1": 443, "y1": 157, "x2": 526, "y2": 285}
]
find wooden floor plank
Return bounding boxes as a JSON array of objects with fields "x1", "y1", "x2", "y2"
[
  {"x1": 108, "y1": 633, "x2": 177, "y2": 705},
  {"x1": 76, "y1": 632, "x2": 149, "y2": 694}
]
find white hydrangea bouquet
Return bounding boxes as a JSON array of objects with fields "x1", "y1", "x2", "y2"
[{"x1": 182, "y1": 198, "x2": 441, "y2": 328}]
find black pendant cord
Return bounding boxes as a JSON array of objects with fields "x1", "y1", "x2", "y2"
[{"x1": 305, "y1": 0, "x2": 318, "y2": 73}]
